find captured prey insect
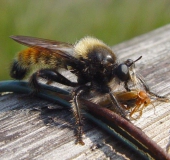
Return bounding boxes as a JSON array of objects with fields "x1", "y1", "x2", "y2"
[
  {"x1": 114, "y1": 90, "x2": 169, "y2": 120},
  {"x1": 87, "y1": 84, "x2": 168, "y2": 120},
  {"x1": 93, "y1": 90, "x2": 151, "y2": 120},
  {"x1": 115, "y1": 90, "x2": 152, "y2": 119},
  {"x1": 9, "y1": 35, "x2": 160, "y2": 145}
]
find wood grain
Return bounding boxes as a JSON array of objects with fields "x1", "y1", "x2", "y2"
[{"x1": 1, "y1": 24, "x2": 170, "y2": 160}]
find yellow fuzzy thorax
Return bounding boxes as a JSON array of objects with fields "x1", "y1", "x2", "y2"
[{"x1": 74, "y1": 36, "x2": 110, "y2": 58}]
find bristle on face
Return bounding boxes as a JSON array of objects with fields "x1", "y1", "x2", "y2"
[{"x1": 74, "y1": 36, "x2": 111, "y2": 59}]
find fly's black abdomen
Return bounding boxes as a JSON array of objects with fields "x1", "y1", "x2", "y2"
[{"x1": 10, "y1": 60, "x2": 28, "y2": 80}]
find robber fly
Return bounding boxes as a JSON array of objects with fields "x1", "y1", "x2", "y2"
[{"x1": 10, "y1": 35, "x2": 162, "y2": 145}]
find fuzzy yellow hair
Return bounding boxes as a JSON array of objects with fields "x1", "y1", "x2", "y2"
[{"x1": 74, "y1": 36, "x2": 110, "y2": 58}]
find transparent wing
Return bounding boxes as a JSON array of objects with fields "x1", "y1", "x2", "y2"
[
  {"x1": 10, "y1": 35, "x2": 80, "y2": 63},
  {"x1": 10, "y1": 35, "x2": 73, "y2": 52}
]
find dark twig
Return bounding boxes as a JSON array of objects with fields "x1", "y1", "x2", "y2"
[{"x1": 81, "y1": 99, "x2": 170, "y2": 160}]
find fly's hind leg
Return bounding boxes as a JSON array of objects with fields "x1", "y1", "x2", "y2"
[
  {"x1": 109, "y1": 93, "x2": 128, "y2": 120},
  {"x1": 29, "y1": 68, "x2": 78, "y2": 93},
  {"x1": 72, "y1": 87, "x2": 86, "y2": 145}
]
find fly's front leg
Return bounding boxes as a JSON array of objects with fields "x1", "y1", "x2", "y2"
[{"x1": 109, "y1": 93, "x2": 128, "y2": 120}]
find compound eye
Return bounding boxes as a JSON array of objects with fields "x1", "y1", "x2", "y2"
[
  {"x1": 115, "y1": 64, "x2": 130, "y2": 81},
  {"x1": 102, "y1": 54, "x2": 114, "y2": 66},
  {"x1": 125, "y1": 59, "x2": 133, "y2": 66}
]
